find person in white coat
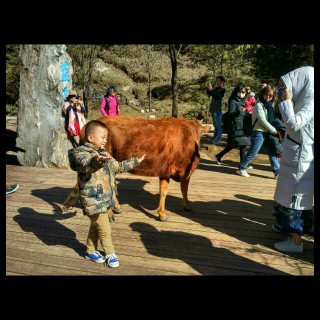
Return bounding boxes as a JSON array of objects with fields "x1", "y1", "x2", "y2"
[{"x1": 272, "y1": 66, "x2": 314, "y2": 253}]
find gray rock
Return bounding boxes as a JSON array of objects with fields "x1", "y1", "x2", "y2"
[{"x1": 16, "y1": 45, "x2": 75, "y2": 168}]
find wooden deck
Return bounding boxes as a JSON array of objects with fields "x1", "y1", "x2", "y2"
[{"x1": 6, "y1": 158, "x2": 314, "y2": 276}]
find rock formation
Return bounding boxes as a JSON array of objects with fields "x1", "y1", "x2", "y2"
[{"x1": 16, "y1": 45, "x2": 74, "y2": 168}]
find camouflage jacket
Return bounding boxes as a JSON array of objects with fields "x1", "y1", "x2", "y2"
[{"x1": 68, "y1": 142, "x2": 140, "y2": 216}]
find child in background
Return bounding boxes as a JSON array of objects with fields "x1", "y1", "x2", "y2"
[
  {"x1": 68, "y1": 120, "x2": 146, "y2": 268},
  {"x1": 245, "y1": 91, "x2": 256, "y2": 114}
]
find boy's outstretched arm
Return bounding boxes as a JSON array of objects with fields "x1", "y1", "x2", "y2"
[
  {"x1": 110, "y1": 154, "x2": 146, "y2": 174},
  {"x1": 68, "y1": 149, "x2": 108, "y2": 173}
]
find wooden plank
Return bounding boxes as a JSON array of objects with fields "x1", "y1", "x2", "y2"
[
  {"x1": 6, "y1": 248, "x2": 181, "y2": 276},
  {"x1": 6, "y1": 164, "x2": 314, "y2": 276},
  {"x1": 6, "y1": 236, "x2": 279, "y2": 276},
  {"x1": 6, "y1": 225, "x2": 314, "y2": 275},
  {"x1": 6, "y1": 214, "x2": 314, "y2": 254}
]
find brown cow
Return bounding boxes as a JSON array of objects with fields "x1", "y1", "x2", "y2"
[{"x1": 63, "y1": 116, "x2": 210, "y2": 221}]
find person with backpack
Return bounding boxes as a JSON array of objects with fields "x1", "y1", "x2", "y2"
[
  {"x1": 213, "y1": 83, "x2": 250, "y2": 166},
  {"x1": 236, "y1": 85, "x2": 280, "y2": 178},
  {"x1": 100, "y1": 86, "x2": 120, "y2": 117}
]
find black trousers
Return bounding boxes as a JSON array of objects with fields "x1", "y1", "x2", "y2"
[
  {"x1": 216, "y1": 145, "x2": 246, "y2": 162},
  {"x1": 68, "y1": 135, "x2": 80, "y2": 148}
]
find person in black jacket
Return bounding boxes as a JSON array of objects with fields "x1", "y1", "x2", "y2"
[
  {"x1": 207, "y1": 76, "x2": 226, "y2": 145},
  {"x1": 213, "y1": 83, "x2": 250, "y2": 166}
]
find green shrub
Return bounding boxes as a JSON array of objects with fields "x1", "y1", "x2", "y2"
[
  {"x1": 183, "y1": 103, "x2": 211, "y2": 123},
  {"x1": 6, "y1": 104, "x2": 18, "y2": 116}
]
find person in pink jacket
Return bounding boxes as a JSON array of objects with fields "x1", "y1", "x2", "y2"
[{"x1": 100, "y1": 86, "x2": 120, "y2": 116}]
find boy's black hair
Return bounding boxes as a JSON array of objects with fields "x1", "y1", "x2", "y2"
[{"x1": 85, "y1": 120, "x2": 108, "y2": 138}]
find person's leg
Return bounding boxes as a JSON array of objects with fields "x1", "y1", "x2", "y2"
[
  {"x1": 68, "y1": 136, "x2": 78, "y2": 148},
  {"x1": 211, "y1": 112, "x2": 217, "y2": 141},
  {"x1": 302, "y1": 209, "x2": 314, "y2": 235},
  {"x1": 86, "y1": 215, "x2": 99, "y2": 254},
  {"x1": 272, "y1": 202, "x2": 304, "y2": 251},
  {"x1": 239, "y1": 132, "x2": 264, "y2": 170},
  {"x1": 95, "y1": 212, "x2": 115, "y2": 255},
  {"x1": 239, "y1": 146, "x2": 246, "y2": 163},
  {"x1": 215, "y1": 145, "x2": 234, "y2": 161},
  {"x1": 291, "y1": 233, "x2": 302, "y2": 245},
  {"x1": 213, "y1": 111, "x2": 223, "y2": 143},
  {"x1": 73, "y1": 135, "x2": 80, "y2": 146},
  {"x1": 262, "y1": 143, "x2": 280, "y2": 174}
]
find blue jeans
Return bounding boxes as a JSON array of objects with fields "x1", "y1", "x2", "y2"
[
  {"x1": 239, "y1": 131, "x2": 280, "y2": 174},
  {"x1": 211, "y1": 111, "x2": 222, "y2": 143}
]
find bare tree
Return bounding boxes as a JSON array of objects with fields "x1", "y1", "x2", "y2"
[
  {"x1": 169, "y1": 44, "x2": 179, "y2": 117},
  {"x1": 139, "y1": 45, "x2": 166, "y2": 112},
  {"x1": 67, "y1": 45, "x2": 104, "y2": 115}
]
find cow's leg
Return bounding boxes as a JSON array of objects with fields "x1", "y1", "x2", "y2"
[
  {"x1": 157, "y1": 177, "x2": 170, "y2": 222},
  {"x1": 181, "y1": 176, "x2": 193, "y2": 212}
]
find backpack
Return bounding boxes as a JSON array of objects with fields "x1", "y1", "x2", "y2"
[{"x1": 243, "y1": 113, "x2": 258, "y2": 136}]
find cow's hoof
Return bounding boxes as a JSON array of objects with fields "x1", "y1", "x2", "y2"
[
  {"x1": 183, "y1": 206, "x2": 193, "y2": 212},
  {"x1": 159, "y1": 215, "x2": 168, "y2": 222}
]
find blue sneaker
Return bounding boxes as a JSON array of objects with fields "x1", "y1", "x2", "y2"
[
  {"x1": 6, "y1": 184, "x2": 19, "y2": 195},
  {"x1": 105, "y1": 253, "x2": 119, "y2": 268},
  {"x1": 85, "y1": 251, "x2": 106, "y2": 263},
  {"x1": 212, "y1": 139, "x2": 221, "y2": 145}
]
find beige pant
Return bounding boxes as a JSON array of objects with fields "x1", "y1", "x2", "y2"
[{"x1": 86, "y1": 211, "x2": 115, "y2": 255}]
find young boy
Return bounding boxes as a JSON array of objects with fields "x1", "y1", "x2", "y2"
[{"x1": 68, "y1": 120, "x2": 146, "y2": 268}]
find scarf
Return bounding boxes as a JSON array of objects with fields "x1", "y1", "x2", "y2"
[
  {"x1": 68, "y1": 105, "x2": 86, "y2": 135},
  {"x1": 259, "y1": 97, "x2": 275, "y2": 123}
]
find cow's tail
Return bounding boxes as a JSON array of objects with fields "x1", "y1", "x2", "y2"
[
  {"x1": 185, "y1": 141, "x2": 201, "y2": 181},
  {"x1": 63, "y1": 182, "x2": 79, "y2": 211}
]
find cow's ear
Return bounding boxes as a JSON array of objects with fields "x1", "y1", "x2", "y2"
[{"x1": 201, "y1": 125, "x2": 211, "y2": 134}]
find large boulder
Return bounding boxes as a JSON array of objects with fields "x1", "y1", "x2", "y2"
[{"x1": 16, "y1": 45, "x2": 74, "y2": 168}]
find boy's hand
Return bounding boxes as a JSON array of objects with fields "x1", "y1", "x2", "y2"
[
  {"x1": 96, "y1": 154, "x2": 112, "y2": 163},
  {"x1": 138, "y1": 154, "x2": 146, "y2": 163}
]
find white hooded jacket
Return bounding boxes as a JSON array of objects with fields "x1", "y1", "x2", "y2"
[{"x1": 274, "y1": 66, "x2": 314, "y2": 210}]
